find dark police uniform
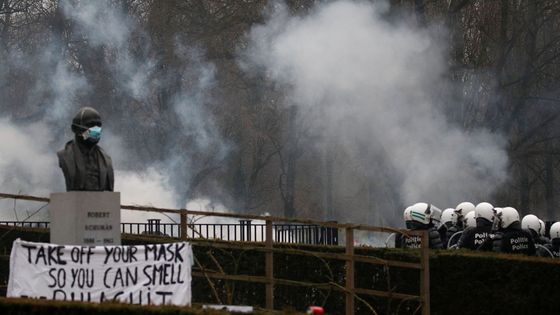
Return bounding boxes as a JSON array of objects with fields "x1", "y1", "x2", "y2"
[
  {"x1": 443, "y1": 225, "x2": 462, "y2": 248},
  {"x1": 457, "y1": 218, "x2": 494, "y2": 251},
  {"x1": 438, "y1": 224, "x2": 461, "y2": 249},
  {"x1": 395, "y1": 227, "x2": 443, "y2": 249},
  {"x1": 492, "y1": 227, "x2": 536, "y2": 255},
  {"x1": 546, "y1": 239, "x2": 560, "y2": 258},
  {"x1": 524, "y1": 229, "x2": 553, "y2": 257}
]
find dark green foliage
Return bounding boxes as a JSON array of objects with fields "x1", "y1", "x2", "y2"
[
  {"x1": 430, "y1": 250, "x2": 560, "y2": 315},
  {"x1": 191, "y1": 244, "x2": 266, "y2": 307},
  {"x1": 0, "y1": 297, "x2": 290, "y2": 315}
]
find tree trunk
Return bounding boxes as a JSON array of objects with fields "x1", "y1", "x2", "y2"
[
  {"x1": 545, "y1": 151, "x2": 555, "y2": 220},
  {"x1": 513, "y1": 0, "x2": 538, "y2": 211},
  {"x1": 282, "y1": 105, "x2": 298, "y2": 218},
  {"x1": 519, "y1": 156, "x2": 530, "y2": 213},
  {"x1": 414, "y1": 0, "x2": 426, "y2": 27}
]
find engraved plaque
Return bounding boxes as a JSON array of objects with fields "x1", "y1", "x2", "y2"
[{"x1": 50, "y1": 192, "x2": 121, "y2": 245}]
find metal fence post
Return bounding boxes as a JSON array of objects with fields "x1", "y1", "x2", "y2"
[
  {"x1": 180, "y1": 209, "x2": 187, "y2": 240},
  {"x1": 247, "y1": 220, "x2": 252, "y2": 241},
  {"x1": 421, "y1": 230, "x2": 431, "y2": 315},
  {"x1": 265, "y1": 220, "x2": 274, "y2": 309},
  {"x1": 345, "y1": 227, "x2": 355, "y2": 315},
  {"x1": 239, "y1": 220, "x2": 252, "y2": 241}
]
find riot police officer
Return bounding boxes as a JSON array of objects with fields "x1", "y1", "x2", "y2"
[
  {"x1": 454, "y1": 201, "x2": 475, "y2": 230},
  {"x1": 491, "y1": 207, "x2": 536, "y2": 256},
  {"x1": 521, "y1": 214, "x2": 552, "y2": 257},
  {"x1": 457, "y1": 202, "x2": 495, "y2": 251},
  {"x1": 438, "y1": 208, "x2": 458, "y2": 248},
  {"x1": 395, "y1": 203, "x2": 443, "y2": 249},
  {"x1": 547, "y1": 222, "x2": 560, "y2": 258}
]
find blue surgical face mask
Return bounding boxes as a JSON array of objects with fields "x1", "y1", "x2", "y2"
[{"x1": 82, "y1": 126, "x2": 102, "y2": 142}]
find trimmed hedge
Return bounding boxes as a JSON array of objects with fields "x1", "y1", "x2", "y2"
[
  {"x1": 0, "y1": 297, "x2": 292, "y2": 315},
  {"x1": 430, "y1": 250, "x2": 560, "y2": 315},
  {"x1": 2, "y1": 226, "x2": 560, "y2": 314}
]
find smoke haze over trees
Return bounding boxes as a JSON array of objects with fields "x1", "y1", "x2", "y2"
[{"x1": 0, "y1": 0, "x2": 559, "y2": 226}]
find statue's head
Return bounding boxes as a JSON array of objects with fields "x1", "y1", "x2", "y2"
[{"x1": 71, "y1": 107, "x2": 103, "y2": 144}]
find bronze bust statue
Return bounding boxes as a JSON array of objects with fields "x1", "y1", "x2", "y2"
[{"x1": 57, "y1": 107, "x2": 114, "y2": 191}]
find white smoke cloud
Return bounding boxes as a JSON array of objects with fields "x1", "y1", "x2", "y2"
[
  {"x1": 0, "y1": 119, "x2": 62, "y2": 220},
  {"x1": 62, "y1": 1, "x2": 229, "y2": 201},
  {"x1": 0, "y1": 1, "x2": 229, "y2": 225},
  {"x1": 172, "y1": 49, "x2": 220, "y2": 153},
  {"x1": 45, "y1": 53, "x2": 89, "y2": 123},
  {"x1": 0, "y1": 0, "x2": 510, "y2": 232},
  {"x1": 61, "y1": 0, "x2": 155, "y2": 100},
  {"x1": 242, "y1": 0, "x2": 508, "y2": 221},
  {"x1": 0, "y1": 119, "x2": 62, "y2": 194},
  {"x1": 4, "y1": 41, "x2": 89, "y2": 126},
  {"x1": 116, "y1": 168, "x2": 179, "y2": 223},
  {"x1": 0, "y1": 119, "x2": 181, "y2": 223},
  {"x1": 61, "y1": 0, "x2": 131, "y2": 47},
  {"x1": 186, "y1": 198, "x2": 267, "y2": 241},
  {"x1": 187, "y1": 198, "x2": 239, "y2": 224}
]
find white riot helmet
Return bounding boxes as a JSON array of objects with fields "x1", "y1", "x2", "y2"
[
  {"x1": 521, "y1": 214, "x2": 540, "y2": 234},
  {"x1": 475, "y1": 202, "x2": 494, "y2": 223},
  {"x1": 429, "y1": 205, "x2": 442, "y2": 225},
  {"x1": 455, "y1": 202, "x2": 475, "y2": 218},
  {"x1": 538, "y1": 219, "x2": 546, "y2": 237},
  {"x1": 403, "y1": 206, "x2": 412, "y2": 222},
  {"x1": 499, "y1": 207, "x2": 520, "y2": 229},
  {"x1": 493, "y1": 207, "x2": 503, "y2": 215},
  {"x1": 440, "y1": 208, "x2": 458, "y2": 227},
  {"x1": 464, "y1": 211, "x2": 476, "y2": 228},
  {"x1": 408, "y1": 202, "x2": 441, "y2": 225},
  {"x1": 550, "y1": 222, "x2": 560, "y2": 240},
  {"x1": 408, "y1": 203, "x2": 431, "y2": 225}
]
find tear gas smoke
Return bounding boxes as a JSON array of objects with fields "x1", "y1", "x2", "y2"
[
  {"x1": 186, "y1": 199, "x2": 266, "y2": 241},
  {"x1": 0, "y1": 120, "x2": 62, "y2": 221},
  {"x1": 0, "y1": 1, "x2": 227, "y2": 222},
  {"x1": 61, "y1": 0, "x2": 154, "y2": 100},
  {"x1": 0, "y1": 120, "x2": 61, "y2": 194},
  {"x1": 0, "y1": 119, "x2": 178, "y2": 223},
  {"x1": 241, "y1": 0, "x2": 508, "y2": 226},
  {"x1": 0, "y1": 0, "x2": 509, "y2": 230},
  {"x1": 117, "y1": 168, "x2": 178, "y2": 223}
]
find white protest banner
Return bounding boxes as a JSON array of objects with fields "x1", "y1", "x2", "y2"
[{"x1": 7, "y1": 239, "x2": 193, "y2": 306}]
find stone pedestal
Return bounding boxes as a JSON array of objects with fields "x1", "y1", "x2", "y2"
[{"x1": 49, "y1": 192, "x2": 121, "y2": 246}]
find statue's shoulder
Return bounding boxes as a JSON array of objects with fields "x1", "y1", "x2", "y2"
[
  {"x1": 96, "y1": 145, "x2": 111, "y2": 159},
  {"x1": 96, "y1": 145, "x2": 113, "y2": 167},
  {"x1": 57, "y1": 140, "x2": 75, "y2": 169},
  {"x1": 57, "y1": 140, "x2": 75, "y2": 157}
]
